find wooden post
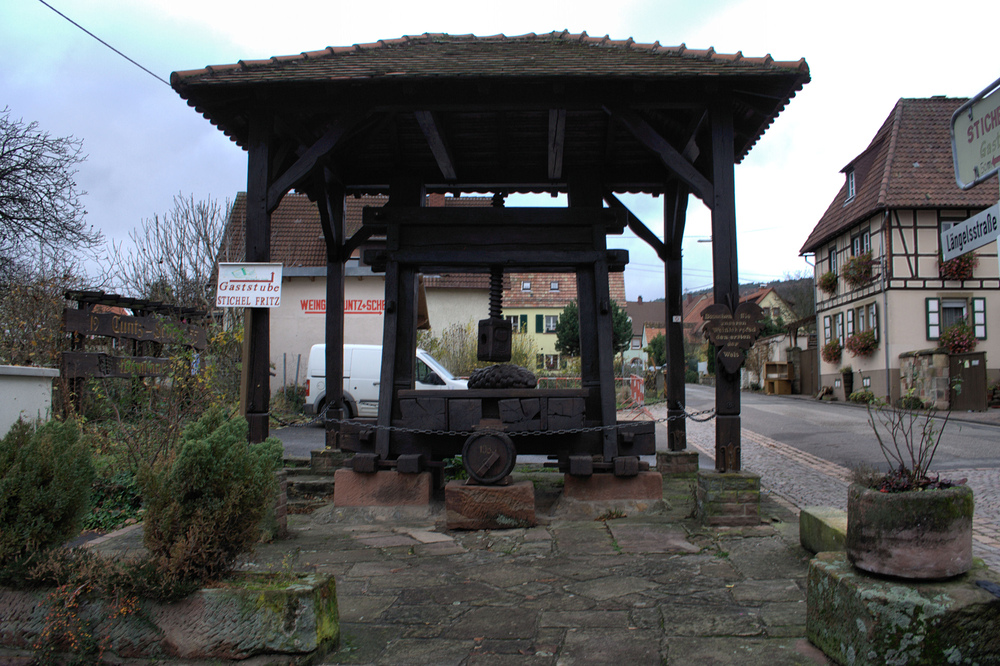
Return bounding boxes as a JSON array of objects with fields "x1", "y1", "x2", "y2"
[
  {"x1": 569, "y1": 178, "x2": 617, "y2": 461},
  {"x1": 710, "y1": 95, "x2": 741, "y2": 472},
  {"x1": 244, "y1": 108, "x2": 272, "y2": 444},
  {"x1": 374, "y1": 180, "x2": 425, "y2": 460},
  {"x1": 664, "y1": 181, "x2": 689, "y2": 451},
  {"x1": 318, "y1": 179, "x2": 346, "y2": 449}
]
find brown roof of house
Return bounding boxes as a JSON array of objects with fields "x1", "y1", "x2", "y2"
[
  {"x1": 625, "y1": 299, "x2": 666, "y2": 335},
  {"x1": 504, "y1": 271, "x2": 626, "y2": 308},
  {"x1": 800, "y1": 97, "x2": 998, "y2": 254}
]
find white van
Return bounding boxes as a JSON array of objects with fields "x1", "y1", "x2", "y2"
[{"x1": 304, "y1": 344, "x2": 467, "y2": 418}]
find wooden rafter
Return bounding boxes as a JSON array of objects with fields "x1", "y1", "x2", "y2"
[
  {"x1": 414, "y1": 110, "x2": 457, "y2": 180},
  {"x1": 548, "y1": 109, "x2": 566, "y2": 180}
]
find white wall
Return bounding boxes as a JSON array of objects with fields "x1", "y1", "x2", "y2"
[
  {"x1": 423, "y1": 288, "x2": 489, "y2": 334},
  {"x1": 0, "y1": 365, "x2": 58, "y2": 436}
]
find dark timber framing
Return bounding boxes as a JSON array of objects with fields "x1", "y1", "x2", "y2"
[{"x1": 171, "y1": 32, "x2": 809, "y2": 467}]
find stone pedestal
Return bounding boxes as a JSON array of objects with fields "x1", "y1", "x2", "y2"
[
  {"x1": 333, "y1": 469, "x2": 432, "y2": 507},
  {"x1": 808, "y1": 551, "x2": 1000, "y2": 665},
  {"x1": 563, "y1": 471, "x2": 663, "y2": 501},
  {"x1": 445, "y1": 480, "x2": 536, "y2": 530},
  {"x1": 656, "y1": 450, "x2": 699, "y2": 476},
  {"x1": 799, "y1": 506, "x2": 847, "y2": 554},
  {"x1": 696, "y1": 470, "x2": 760, "y2": 527}
]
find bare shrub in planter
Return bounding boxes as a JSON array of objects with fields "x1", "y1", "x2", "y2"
[{"x1": 846, "y1": 399, "x2": 972, "y2": 578}]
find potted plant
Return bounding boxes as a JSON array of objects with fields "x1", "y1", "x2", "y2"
[
  {"x1": 939, "y1": 320, "x2": 977, "y2": 354},
  {"x1": 938, "y1": 253, "x2": 977, "y2": 281},
  {"x1": 841, "y1": 251, "x2": 874, "y2": 289},
  {"x1": 821, "y1": 339, "x2": 842, "y2": 365},
  {"x1": 840, "y1": 365, "x2": 853, "y2": 398},
  {"x1": 817, "y1": 271, "x2": 838, "y2": 295},
  {"x1": 846, "y1": 398, "x2": 972, "y2": 578},
  {"x1": 845, "y1": 330, "x2": 877, "y2": 358}
]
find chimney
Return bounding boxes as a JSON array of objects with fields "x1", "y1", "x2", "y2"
[{"x1": 637, "y1": 295, "x2": 643, "y2": 303}]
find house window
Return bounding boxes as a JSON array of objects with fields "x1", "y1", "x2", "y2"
[
  {"x1": 550, "y1": 281, "x2": 560, "y2": 292},
  {"x1": 631, "y1": 335, "x2": 642, "y2": 350},
  {"x1": 868, "y1": 303, "x2": 879, "y2": 340},
  {"x1": 835, "y1": 312, "x2": 844, "y2": 342},
  {"x1": 846, "y1": 309, "x2": 855, "y2": 337},
  {"x1": 521, "y1": 281, "x2": 531, "y2": 292},
  {"x1": 544, "y1": 354, "x2": 560, "y2": 370},
  {"x1": 846, "y1": 170, "x2": 856, "y2": 201},
  {"x1": 824, "y1": 315, "x2": 832, "y2": 344},
  {"x1": 941, "y1": 299, "x2": 967, "y2": 330},
  {"x1": 544, "y1": 315, "x2": 558, "y2": 333},
  {"x1": 506, "y1": 315, "x2": 525, "y2": 333},
  {"x1": 851, "y1": 230, "x2": 870, "y2": 256},
  {"x1": 828, "y1": 246, "x2": 838, "y2": 274}
]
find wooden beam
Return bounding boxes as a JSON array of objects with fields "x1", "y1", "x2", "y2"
[
  {"x1": 266, "y1": 110, "x2": 367, "y2": 212},
  {"x1": 413, "y1": 110, "x2": 457, "y2": 180},
  {"x1": 245, "y1": 108, "x2": 272, "y2": 444},
  {"x1": 548, "y1": 109, "x2": 566, "y2": 180},
  {"x1": 603, "y1": 190, "x2": 666, "y2": 260},
  {"x1": 605, "y1": 106, "x2": 714, "y2": 206},
  {"x1": 317, "y1": 178, "x2": 347, "y2": 447}
]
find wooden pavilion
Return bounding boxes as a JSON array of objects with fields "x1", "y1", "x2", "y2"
[{"x1": 171, "y1": 31, "x2": 809, "y2": 475}]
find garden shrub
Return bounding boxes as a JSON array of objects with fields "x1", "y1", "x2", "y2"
[
  {"x1": 848, "y1": 389, "x2": 877, "y2": 404},
  {"x1": 0, "y1": 419, "x2": 94, "y2": 574},
  {"x1": 140, "y1": 407, "x2": 283, "y2": 585}
]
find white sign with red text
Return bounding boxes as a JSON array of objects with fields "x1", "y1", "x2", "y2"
[
  {"x1": 300, "y1": 298, "x2": 385, "y2": 314},
  {"x1": 215, "y1": 263, "x2": 283, "y2": 308}
]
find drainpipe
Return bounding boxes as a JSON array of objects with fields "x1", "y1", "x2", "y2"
[
  {"x1": 880, "y1": 211, "x2": 891, "y2": 402},
  {"x1": 804, "y1": 252, "x2": 820, "y2": 394}
]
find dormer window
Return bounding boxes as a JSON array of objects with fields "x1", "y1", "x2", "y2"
[{"x1": 846, "y1": 170, "x2": 856, "y2": 202}]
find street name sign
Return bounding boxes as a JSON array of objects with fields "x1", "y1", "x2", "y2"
[{"x1": 940, "y1": 202, "x2": 1000, "y2": 261}]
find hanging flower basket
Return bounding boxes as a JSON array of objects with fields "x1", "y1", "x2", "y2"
[
  {"x1": 817, "y1": 271, "x2": 838, "y2": 295},
  {"x1": 845, "y1": 330, "x2": 877, "y2": 358},
  {"x1": 841, "y1": 252, "x2": 874, "y2": 289},
  {"x1": 940, "y1": 321, "x2": 977, "y2": 354},
  {"x1": 938, "y1": 253, "x2": 977, "y2": 280},
  {"x1": 821, "y1": 339, "x2": 843, "y2": 364}
]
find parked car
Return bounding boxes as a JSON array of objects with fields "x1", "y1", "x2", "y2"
[{"x1": 304, "y1": 344, "x2": 467, "y2": 418}]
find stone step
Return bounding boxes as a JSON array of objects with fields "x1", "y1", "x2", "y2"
[{"x1": 286, "y1": 474, "x2": 337, "y2": 499}]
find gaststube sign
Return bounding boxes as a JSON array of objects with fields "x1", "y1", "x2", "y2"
[{"x1": 216, "y1": 263, "x2": 283, "y2": 308}]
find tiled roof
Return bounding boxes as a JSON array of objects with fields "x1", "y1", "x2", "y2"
[
  {"x1": 505, "y1": 271, "x2": 626, "y2": 308},
  {"x1": 220, "y1": 192, "x2": 491, "y2": 266},
  {"x1": 625, "y1": 299, "x2": 666, "y2": 335},
  {"x1": 422, "y1": 274, "x2": 494, "y2": 290},
  {"x1": 800, "y1": 97, "x2": 998, "y2": 253},
  {"x1": 174, "y1": 31, "x2": 807, "y2": 87}
]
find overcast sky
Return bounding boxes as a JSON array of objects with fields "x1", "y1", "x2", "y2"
[{"x1": 3, "y1": 0, "x2": 998, "y2": 299}]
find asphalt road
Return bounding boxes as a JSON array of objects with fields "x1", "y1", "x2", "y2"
[{"x1": 682, "y1": 383, "x2": 1000, "y2": 472}]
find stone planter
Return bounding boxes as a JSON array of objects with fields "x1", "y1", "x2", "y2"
[
  {"x1": 846, "y1": 483, "x2": 973, "y2": 579},
  {"x1": 0, "y1": 573, "x2": 338, "y2": 662}
]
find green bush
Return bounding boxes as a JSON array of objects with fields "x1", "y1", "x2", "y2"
[
  {"x1": 140, "y1": 407, "x2": 283, "y2": 585},
  {"x1": 82, "y1": 470, "x2": 142, "y2": 533},
  {"x1": 0, "y1": 419, "x2": 95, "y2": 571},
  {"x1": 896, "y1": 394, "x2": 925, "y2": 410},
  {"x1": 685, "y1": 369, "x2": 699, "y2": 384},
  {"x1": 848, "y1": 389, "x2": 877, "y2": 404}
]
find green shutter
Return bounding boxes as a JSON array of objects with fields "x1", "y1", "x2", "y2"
[
  {"x1": 823, "y1": 316, "x2": 831, "y2": 344},
  {"x1": 926, "y1": 298, "x2": 940, "y2": 340},
  {"x1": 972, "y1": 297, "x2": 987, "y2": 339},
  {"x1": 870, "y1": 303, "x2": 879, "y2": 341},
  {"x1": 535, "y1": 314, "x2": 544, "y2": 333},
  {"x1": 520, "y1": 314, "x2": 527, "y2": 333},
  {"x1": 846, "y1": 309, "x2": 855, "y2": 337}
]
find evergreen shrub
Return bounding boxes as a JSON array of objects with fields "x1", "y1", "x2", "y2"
[
  {"x1": 0, "y1": 419, "x2": 94, "y2": 572},
  {"x1": 140, "y1": 407, "x2": 283, "y2": 585}
]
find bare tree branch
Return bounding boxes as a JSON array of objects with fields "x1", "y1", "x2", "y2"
[{"x1": 0, "y1": 107, "x2": 100, "y2": 260}]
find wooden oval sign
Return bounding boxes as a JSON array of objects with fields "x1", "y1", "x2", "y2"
[{"x1": 702, "y1": 302, "x2": 766, "y2": 374}]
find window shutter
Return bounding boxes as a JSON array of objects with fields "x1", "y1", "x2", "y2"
[
  {"x1": 870, "y1": 303, "x2": 879, "y2": 341},
  {"x1": 835, "y1": 313, "x2": 844, "y2": 341},
  {"x1": 520, "y1": 314, "x2": 527, "y2": 332},
  {"x1": 846, "y1": 309, "x2": 855, "y2": 337},
  {"x1": 926, "y1": 298, "x2": 941, "y2": 340},
  {"x1": 824, "y1": 316, "x2": 832, "y2": 343},
  {"x1": 535, "y1": 314, "x2": 544, "y2": 333},
  {"x1": 972, "y1": 298, "x2": 987, "y2": 339}
]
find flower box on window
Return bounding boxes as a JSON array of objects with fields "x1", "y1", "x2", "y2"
[
  {"x1": 821, "y1": 339, "x2": 843, "y2": 364},
  {"x1": 938, "y1": 253, "x2": 977, "y2": 281},
  {"x1": 817, "y1": 271, "x2": 838, "y2": 295},
  {"x1": 845, "y1": 330, "x2": 877, "y2": 358},
  {"x1": 841, "y1": 252, "x2": 874, "y2": 289}
]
